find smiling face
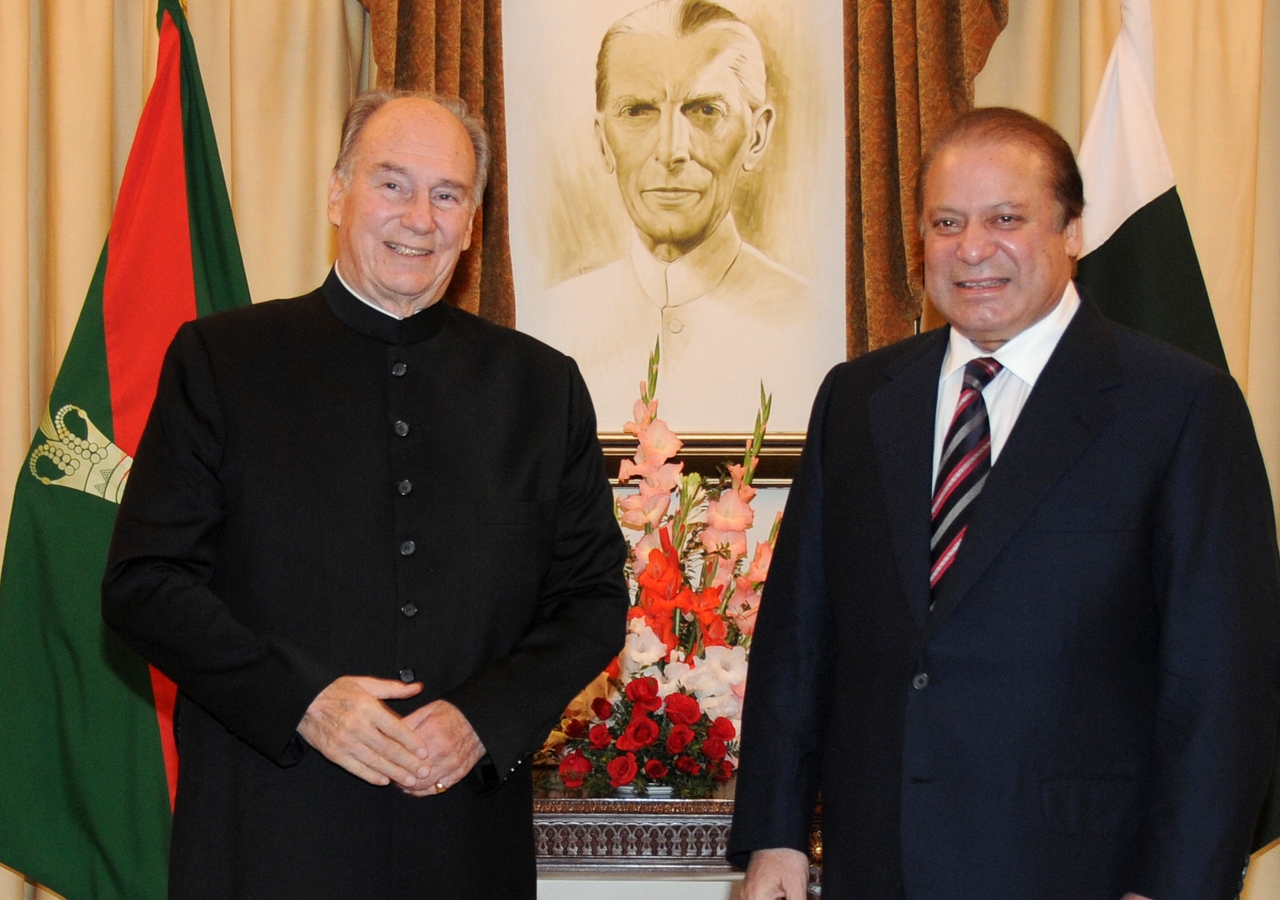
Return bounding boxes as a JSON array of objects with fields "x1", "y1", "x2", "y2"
[
  {"x1": 595, "y1": 27, "x2": 773, "y2": 263},
  {"x1": 922, "y1": 138, "x2": 1082, "y2": 350},
  {"x1": 327, "y1": 98, "x2": 477, "y2": 316}
]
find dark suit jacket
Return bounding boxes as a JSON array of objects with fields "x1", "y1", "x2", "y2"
[
  {"x1": 728, "y1": 300, "x2": 1280, "y2": 900},
  {"x1": 102, "y1": 272, "x2": 628, "y2": 899}
]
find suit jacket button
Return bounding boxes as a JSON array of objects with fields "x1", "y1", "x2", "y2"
[
  {"x1": 399, "y1": 540, "x2": 416, "y2": 556},
  {"x1": 394, "y1": 420, "x2": 410, "y2": 436},
  {"x1": 397, "y1": 479, "x2": 413, "y2": 495},
  {"x1": 391, "y1": 362, "x2": 407, "y2": 376},
  {"x1": 912, "y1": 673, "x2": 930, "y2": 690},
  {"x1": 399, "y1": 668, "x2": 415, "y2": 683},
  {"x1": 401, "y1": 602, "x2": 418, "y2": 618}
]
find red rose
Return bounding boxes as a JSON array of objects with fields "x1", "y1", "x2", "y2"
[
  {"x1": 563, "y1": 719, "x2": 587, "y2": 740},
  {"x1": 616, "y1": 715, "x2": 660, "y2": 751},
  {"x1": 625, "y1": 677, "x2": 662, "y2": 714},
  {"x1": 559, "y1": 750, "x2": 592, "y2": 789},
  {"x1": 702, "y1": 737, "x2": 727, "y2": 761},
  {"x1": 591, "y1": 698, "x2": 615, "y2": 721},
  {"x1": 666, "y1": 723, "x2": 695, "y2": 755},
  {"x1": 588, "y1": 723, "x2": 613, "y2": 749},
  {"x1": 663, "y1": 692, "x2": 702, "y2": 726},
  {"x1": 675, "y1": 755, "x2": 703, "y2": 776},
  {"x1": 644, "y1": 759, "x2": 669, "y2": 780},
  {"x1": 607, "y1": 753, "x2": 638, "y2": 787},
  {"x1": 712, "y1": 759, "x2": 734, "y2": 784},
  {"x1": 708, "y1": 716, "x2": 736, "y2": 740}
]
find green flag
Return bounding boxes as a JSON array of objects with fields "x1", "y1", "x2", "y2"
[{"x1": 0, "y1": 3, "x2": 251, "y2": 897}]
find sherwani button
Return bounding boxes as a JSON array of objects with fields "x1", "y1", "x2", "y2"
[
  {"x1": 399, "y1": 668, "x2": 415, "y2": 683},
  {"x1": 912, "y1": 673, "x2": 930, "y2": 690},
  {"x1": 394, "y1": 420, "x2": 409, "y2": 436},
  {"x1": 391, "y1": 362, "x2": 407, "y2": 376},
  {"x1": 397, "y1": 479, "x2": 412, "y2": 495},
  {"x1": 400, "y1": 540, "x2": 416, "y2": 556},
  {"x1": 401, "y1": 603, "x2": 418, "y2": 617}
]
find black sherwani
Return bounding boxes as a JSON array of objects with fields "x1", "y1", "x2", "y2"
[{"x1": 103, "y1": 271, "x2": 628, "y2": 899}]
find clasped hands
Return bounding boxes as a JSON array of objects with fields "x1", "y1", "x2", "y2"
[{"x1": 297, "y1": 675, "x2": 485, "y2": 796}]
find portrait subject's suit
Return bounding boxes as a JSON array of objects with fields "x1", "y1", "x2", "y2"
[
  {"x1": 728, "y1": 297, "x2": 1280, "y2": 900},
  {"x1": 103, "y1": 272, "x2": 628, "y2": 899}
]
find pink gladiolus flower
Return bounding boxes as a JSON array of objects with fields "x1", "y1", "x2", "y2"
[
  {"x1": 631, "y1": 530, "x2": 663, "y2": 575},
  {"x1": 701, "y1": 527, "x2": 747, "y2": 564},
  {"x1": 618, "y1": 456, "x2": 656, "y2": 484},
  {"x1": 747, "y1": 541, "x2": 773, "y2": 584},
  {"x1": 648, "y1": 462, "x2": 683, "y2": 493},
  {"x1": 626, "y1": 393, "x2": 658, "y2": 433},
  {"x1": 707, "y1": 489, "x2": 754, "y2": 532},
  {"x1": 618, "y1": 489, "x2": 670, "y2": 530},
  {"x1": 638, "y1": 419, "x2": 682, "y2": 467},
  {"x1": 726, "y1": 464, "x2": 757, "y2": 505}
]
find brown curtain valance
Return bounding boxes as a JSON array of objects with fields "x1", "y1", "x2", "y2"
[{"x1": 359, "y1": 0, "x2": 1008, "y2": 354}]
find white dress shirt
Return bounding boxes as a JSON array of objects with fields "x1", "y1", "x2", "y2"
[{"x1": 931, "y1": 281, "x2": 1081, "y2": 488}]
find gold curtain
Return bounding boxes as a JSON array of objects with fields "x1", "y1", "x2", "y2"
[
  {"x1": 357, "y1": 0, "x2": 1006, "y2": 353},
  {"x1": 359, "y1": 0, "x2": 515, "y2": 327}
]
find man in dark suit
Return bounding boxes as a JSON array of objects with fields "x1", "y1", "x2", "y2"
[
  {"x1": 727, "y1": 107, "x2": 1280, "y2": 900},
  {"x1": 102, "y1": 91, "x2": 628, "y2": 898}
]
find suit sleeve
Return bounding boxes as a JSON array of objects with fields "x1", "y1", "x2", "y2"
[
  {"x1": 1133, "y1": 372, "x2": 1280, "y2": 900},
  {"x1": 442, "y1": 358, "x2": 629, "y2": 782},
  {"x1": 727, "y1": 369, "x2": 840, "y2": 867},
  {"x1": 102, "y1": 323, "x2": 338, "y2": 764}
]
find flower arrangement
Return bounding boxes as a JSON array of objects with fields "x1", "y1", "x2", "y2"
[{"x1": 552, "y1": 343, "x2": 780, "y2": 798}]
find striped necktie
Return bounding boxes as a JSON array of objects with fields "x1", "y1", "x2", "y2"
[{"x1": 930, "y1": 357, "x2": 1002, "y2": 593}]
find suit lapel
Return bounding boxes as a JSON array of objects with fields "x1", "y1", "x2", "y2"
[
  {"x1": 928, "y1": 300, "x2": 1125, "y2": 625},
  {"x1": 869, "y1": 331, "x2": 949, "y2": 628}
]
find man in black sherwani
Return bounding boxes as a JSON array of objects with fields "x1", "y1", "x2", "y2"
[{"x1": 103, "y1": 90, "x2": 628, "y2": 899}]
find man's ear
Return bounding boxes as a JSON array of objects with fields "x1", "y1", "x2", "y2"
[
  {"x1": 461, "y1": 206, "x2": 476, "y2": 252},
  {"x1": 740, "y1": 104, "x2": 775, "y2": 173},
  {"x1": 1063, "y1": 215, "x2": 1083, "y2": 258},
  {"x1": 594, "y1": 116, "x2": 616, "y2": 175},
  {"x1": 326, "y1": 170, "x2": 345, "y2": 228}
]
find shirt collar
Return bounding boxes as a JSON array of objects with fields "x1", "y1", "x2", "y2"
[
  {"x1": 941, "y1": 280, "x2": 1081, "y2": 386},
  {"x1": 628, "y1": 213, "x2": 743, "y2": 310}
]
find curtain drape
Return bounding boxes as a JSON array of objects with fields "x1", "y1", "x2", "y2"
[
  {"x1": 848, "y1": 0, "x2": 1009, "y2": 351},
  {"x1": 359, "y1": 0, "x2": 515, "y2": 326}
]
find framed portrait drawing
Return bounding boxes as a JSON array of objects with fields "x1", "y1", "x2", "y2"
[{"x1": 505, "y1": 0, "x2": 846, "y2": 438}]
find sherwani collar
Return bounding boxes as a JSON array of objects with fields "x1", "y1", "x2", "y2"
[{"x1": 321, "y1": 268, "x2": 449, "y2": 345}]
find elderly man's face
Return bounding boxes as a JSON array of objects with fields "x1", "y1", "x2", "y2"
[
  {"x1": 596, "y1": 28, "x2": 773, "y2": 262},
  {"x1": 922, "y1": 139, "x2": 1081, "y2": 350},
  {"x1": 327, "y1": 98, "x2": 477, "y2": 316}
]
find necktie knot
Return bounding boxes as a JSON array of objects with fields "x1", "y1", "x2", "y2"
[{"x1": 964, "y1": 357, "x2": 1002, "y2": 391}]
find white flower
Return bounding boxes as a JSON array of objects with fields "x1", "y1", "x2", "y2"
[
  {"x1": 657, "y1": 661, "x2": 692, "y2": 697},
  {"x1": 620, "y1": 619, "x2": 667, "y2": 676}
]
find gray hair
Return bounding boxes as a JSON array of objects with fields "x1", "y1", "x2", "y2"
[
  {"x1": 333, "y1": 89, "x2": 490, "y2": 206},
  {"x1": 595, "y1": 0, "x2": 767, "y2": 113}
]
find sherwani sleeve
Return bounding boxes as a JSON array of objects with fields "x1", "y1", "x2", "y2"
[
  {"x1": 442, "y1": 358, "x2": 629, "y2": 781},
  {"x1": 102, "y1": 323, "x2": 338, "y2": 764}
]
